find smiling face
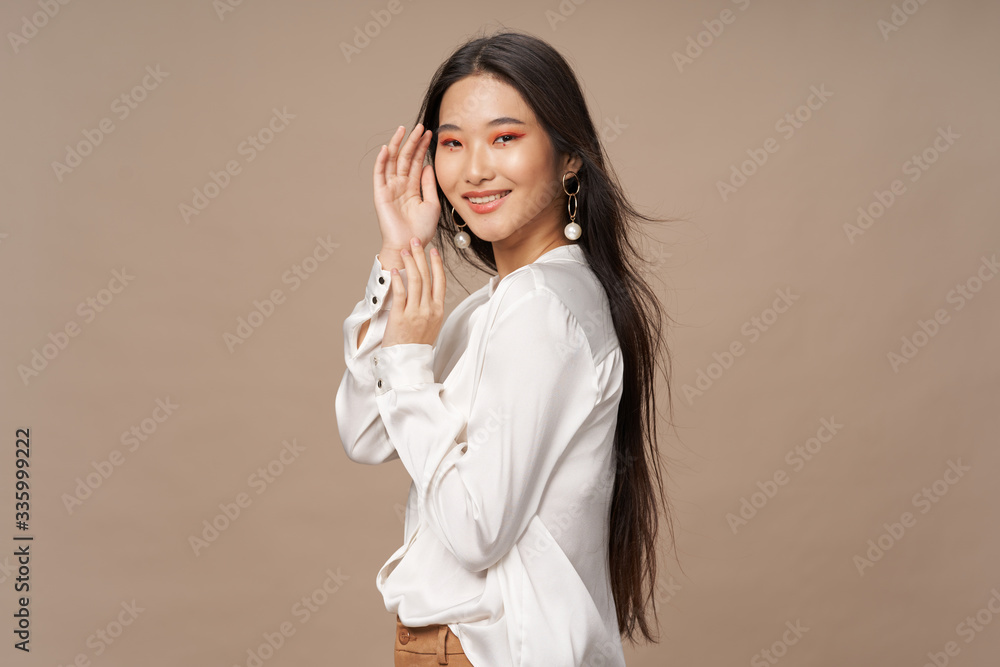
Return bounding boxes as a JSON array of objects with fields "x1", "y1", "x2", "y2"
[{"x1": 434, "y1": 74, "x2": 582, "y2": 257}]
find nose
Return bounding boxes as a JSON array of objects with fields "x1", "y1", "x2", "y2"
[{"x1": 465, "y1": 140, "x2": 495, "y2": 184}]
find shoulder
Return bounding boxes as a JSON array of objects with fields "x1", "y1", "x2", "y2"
[{"x1": 491, "y1": 260, "x2": 619, "y2": 362}]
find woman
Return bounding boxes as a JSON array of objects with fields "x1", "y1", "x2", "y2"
[{"x1": 336, "y1": 29, "x2": 678, "y2": 667}]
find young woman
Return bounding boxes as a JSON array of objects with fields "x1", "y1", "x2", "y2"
[{"x1": 336, "y1": 29, "x2": 678, "y2": 667}]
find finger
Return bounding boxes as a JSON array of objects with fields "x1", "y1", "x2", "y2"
[
  {"x1": 407, "y1": 129, "x2": 432, "y2": 195},
  {"x1": 408, "y1": 238, "x2": 432, "y2": 306},
  {"x1": 397, "y1": 123, "x2": 423, "y2": 181},
  {"x1": 399, "y1": 247, "x2": 421, "y2": 310},
  {"x1": 429, "y1": 246, "x2": 446, "y2": 307},
  {"x1": 421, "y1": 164, "x2": 440, "y2": 207},
  {"x1": 390, "y1": 267, "x2": 405, "y2": 304},
  {"x1": 385, "y1": 125, "x2": 404, "y2": 181},
  {"x1": 373, "y1": 143, "x2": 387, "y2": 194},
  {"x1": 388, "y1": 267, "x2": 405, "y2": 336}
]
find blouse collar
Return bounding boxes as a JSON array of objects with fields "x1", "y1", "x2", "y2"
[{"x1": 487, "y1": 243, "x2": 585, "y2": 298}]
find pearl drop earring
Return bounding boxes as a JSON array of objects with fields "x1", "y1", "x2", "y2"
[
  {"x1": 563, "y1": 171, "x2": 582, "y2": 240},
  {"x1": 450, "y1": 203, "x2": 471, "y2": 249}
]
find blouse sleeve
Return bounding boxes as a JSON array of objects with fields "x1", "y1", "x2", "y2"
[
  {"x1": 334, "y1": 253, "x2": 408, "y2": 465},
  {"x1": 372, "y1": 282, "x2": 600, "y2": 572}
]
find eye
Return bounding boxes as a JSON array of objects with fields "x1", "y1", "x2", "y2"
[{"x1": 439, "y1": 134, "x2": 519, "y2": 148}]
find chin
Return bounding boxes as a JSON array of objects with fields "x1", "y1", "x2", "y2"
[{"x1": 466, "y1": 222, "x2": 514, "y2": 244}]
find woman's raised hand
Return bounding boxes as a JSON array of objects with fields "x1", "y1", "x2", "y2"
[
  {"x1": 373, "y1": 123, "x2": 441, "y2": 252},
  {"x1": 383, "y1": 236, "x2": 446, "y2": 348}
]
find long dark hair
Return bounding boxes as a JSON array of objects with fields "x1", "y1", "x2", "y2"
[{"x1": 414, "y1": 28, "x2": 683, "y2": 646}]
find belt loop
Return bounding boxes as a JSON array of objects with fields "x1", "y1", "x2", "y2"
[{"x1": 437, "y1": 624, "x2": 449, "y2": 664}]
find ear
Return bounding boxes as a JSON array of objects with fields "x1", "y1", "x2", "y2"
[{"x1": 561, "y1": 152, "x2": 583, "y2": 176}]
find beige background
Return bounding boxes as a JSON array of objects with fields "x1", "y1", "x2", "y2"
[{"x1": 2, "y1": 0, "x2": 998, "y2": 665}]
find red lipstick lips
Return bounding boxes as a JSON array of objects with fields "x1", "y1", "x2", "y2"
[{"x1": 464, "y1": 189, "x2": 511, "y2": 214}]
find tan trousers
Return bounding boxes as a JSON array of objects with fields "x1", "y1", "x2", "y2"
[{"x1": 394, "y1": 614, "x2": 474, "y2": 666}]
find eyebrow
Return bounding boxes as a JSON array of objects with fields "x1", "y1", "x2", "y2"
[{"x1": 436, "y1": 117, "x2": 527, "y2": 133}]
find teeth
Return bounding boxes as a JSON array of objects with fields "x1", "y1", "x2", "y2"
[{"x1": 468, "y1": 191, "x2": 510, "y2": 204}]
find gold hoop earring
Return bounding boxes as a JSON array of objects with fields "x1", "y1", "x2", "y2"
[
  {"x1": 562, "y1": 171, "x2": 582, "y2": 240},
  {"x1": 449, "y1": 202, "x2": 471, "y2": 249}
]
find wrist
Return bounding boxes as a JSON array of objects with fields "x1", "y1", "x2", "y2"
[{"x1": 377, "y1": 246, "x2": 406, "y2": 271}]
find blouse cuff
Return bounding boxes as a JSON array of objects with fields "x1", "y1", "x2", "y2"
[
  {"x1": 347, "y1": 253, "x2": 408, "y2": 361},
  {"x1": 365, "y1": 253, "x2": 395, "y2": 318},
  {"x1": 372, "y1": 343, "x2": 435, "y2": 395}
]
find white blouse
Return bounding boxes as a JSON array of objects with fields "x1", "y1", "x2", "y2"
[{"x1": 335, "y1": 242, "x2": 627, "y2": 666}]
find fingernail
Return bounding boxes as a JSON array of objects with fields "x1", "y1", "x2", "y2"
[
  {"x1": 411, "y1": 238, "x2": 420, "y2": 246},
  {"x1": 430, "y1": 248, "x2": 438, "y2": 256},
  {"x1": 401, "y1": 248, "x2": 409, "y2": 256}
]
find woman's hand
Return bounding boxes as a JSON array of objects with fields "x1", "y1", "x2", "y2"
[
  {"x1": 383, "y1": 237, "x2": 446, "y2": 348},
  {"x1": 374, "y1": 124, "x2": 441, "y2": 254}
]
